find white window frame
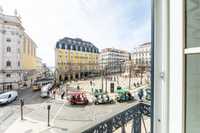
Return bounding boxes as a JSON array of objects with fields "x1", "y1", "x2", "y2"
[
  {"x1": 154, "y1": 0, "x2": 185, "y2": 133},
  {"x1": 184, "y1": 47, "x2": 200, "y2": 54}
]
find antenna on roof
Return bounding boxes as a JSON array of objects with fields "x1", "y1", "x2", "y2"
[{"x1": 0, "y1": 6, "x2": 3, "y2": 14}]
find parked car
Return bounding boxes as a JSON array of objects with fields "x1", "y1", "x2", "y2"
[
  {"x1": 68, "y1": 91, "x2": 89, "y2": 105},
  {"x1": 115, "y1": 87, "x2": 134, "y2": 102},
  {"x1": 40, "y1": 83, "x2": 53, "y2": 98},
  {"x1": 0, "y1": 91, "x2": 18, "y2": 105},
  {"x1": 94, "y1": 93, "x2": 114, "y2": 105}
]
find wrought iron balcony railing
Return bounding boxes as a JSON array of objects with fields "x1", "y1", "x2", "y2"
[{"x1": 81, "y1": 102, "x2": 151, "y2": 133}]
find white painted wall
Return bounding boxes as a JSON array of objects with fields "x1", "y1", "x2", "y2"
[{"x1": 0, "y1": 14, "x2": 24, "y2": 89}]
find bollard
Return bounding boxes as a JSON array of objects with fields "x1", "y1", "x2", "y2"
[
  {"x1": 47, "y1": 105, "x2": 51, "y2": 127},
  {"x1": 20, "y1": 98, "x2": 24, "y2": 120}
]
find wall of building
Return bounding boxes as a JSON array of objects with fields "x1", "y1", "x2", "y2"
[
  {"x1": 0, "y1": 13, "x2": 24, "y2": 90},
  {"x1": 21, "y1": 33, "x2": 37, "y2": 70},
  {"x1": 55, "y1": 37, "x2": 99, "y2": 81},
  {"x1": 131, "y1": 42, "x2": 151, "y2": 66},
  {"x1": 0, "y1": 12, "x2": 42, "y2": 91},
  {"x1": 99, "y1": 48, "x2": 129, "y2": 74}
]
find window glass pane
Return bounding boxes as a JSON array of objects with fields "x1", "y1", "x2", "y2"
[
  {"x1": 186, "y1": 0, "x2": 200, "y2": 48},
  {"x1": 186, "y1": 54, "x2": 200, "y2": 133}
]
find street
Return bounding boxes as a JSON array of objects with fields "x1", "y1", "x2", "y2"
[
  {"x1": 0, "y1": 75, "x2": 149, "y2": 133},
  {"x1": 0, "y1": 87, "x2": 49, "y2": 133}
]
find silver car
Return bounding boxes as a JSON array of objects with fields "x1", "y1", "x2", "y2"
[{"x1": 0, "y1": 91, "x2": 18, "y2": 105}]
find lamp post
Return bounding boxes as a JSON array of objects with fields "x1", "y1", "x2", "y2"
[
  {"x1": 128, "y1": 61, "x2": 132, "y2": 90},
  {"x1": 101, "y1": 62, "x2": 104, "y2": 92},
  {"x1": 105, "y1": 65, "x2": 107, "y2": 93}
]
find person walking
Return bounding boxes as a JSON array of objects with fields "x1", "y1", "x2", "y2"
[
  {"x1": 138, "y1": 89, "x2": 144, "y2": 101},
  {"x1": 52, "y1": 89, "x2": 56, "y2": 99},
  {"x1": 61, "y1": 91, "x2": 65, "y2": 99}
]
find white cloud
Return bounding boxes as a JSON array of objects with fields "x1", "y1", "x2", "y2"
[{"x1": 0, "y1": 0, "x2": 151, "y2": 66}]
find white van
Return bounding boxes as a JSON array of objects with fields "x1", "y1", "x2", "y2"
[
  {"x1": 0, "y1": 91, "x2": 18, "y2": 105},
  {"x1": 40, "y1": 83, "x2": 53, "y2": 98}
]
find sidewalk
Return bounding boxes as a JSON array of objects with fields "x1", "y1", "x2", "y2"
[{"x1": 5, "y1": 117, "x2": 47, "y2": 133}]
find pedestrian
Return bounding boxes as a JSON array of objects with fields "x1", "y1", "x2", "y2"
[
  {"x1": 77, "y1": 85, "x2": 80, "y2": 90},
  {"x1": 53, "y1": 89, "x2": 56, "y2": 99},
  {"x1": 134, "y1": 83, "x2": 136, "y2": 87},
  {"x1": 66, "y1": 88, "x2": 68, "y2": 96},
  {"x1": 138, "y1": 89, "x2": 144, "y2": 101},
  {"x1": 61, "y1": 91, "x2": 65, "y2": 99}
]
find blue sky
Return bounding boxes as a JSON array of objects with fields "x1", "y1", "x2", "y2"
[{"x1": 1, "y1": 0, "x2": 151, "y2": 67}]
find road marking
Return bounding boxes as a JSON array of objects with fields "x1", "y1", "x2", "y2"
[
  {"x1": 40, "y1": 98, "x2": 52, "y2": 107},
  {"x1": 51, "y1": 102, "x2": 65, "y2": 125}
]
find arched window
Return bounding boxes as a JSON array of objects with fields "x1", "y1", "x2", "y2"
[
  {"x1": 7, "y1": 47, "x2": 11, "y2": 52},
  {"x1": 6, "y1": 61, "x2": 11, "y2": 67}
]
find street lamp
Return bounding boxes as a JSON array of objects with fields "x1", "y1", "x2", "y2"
[
  {"x1": 128, "y1": 60, "x2": 133, "y2": 90},
  {"x1": 105, "y1": 65, "x2": 108, "y2": 93}
]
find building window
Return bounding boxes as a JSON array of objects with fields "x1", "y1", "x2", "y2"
[
  {"x1": 6, "y1": 38, "x2": 11, "y2": 42},
  {"x1": 6, "y1": 74, "x2": 11, "y2": 78},
  {"x1": 56, "y1": 42, "x2": 59, "y2": 48},
  {"x1": 68, "y1": 39, "x2": 72, "y2": 43},
  {"x1": 23, "y1": 42, "x2": 26, "y2": 53},
  {"x1": 62, "y1": 43, "x2": 65, "y2": 49},
  {"x1": 27, "y1": 43, "x2": 30, "y2": 55},
  {"x1": 18, "y1": 61, "x2": 20, "y2": 66},
  {"x1": 67, "y1": 44, "x2": 71, "y2": 50},
  {"x1": 6, "y1": 61, "x2": 11, "y2": 67},
  {"x1": 7, "y1": 47, "x2": 11, "y2": 52},
  {"x1": 82, "y1": 47, "x2": 85, "y2": 52},
  {"x1": 72, "y1": 45, "x2": 76, "y2": 50}
]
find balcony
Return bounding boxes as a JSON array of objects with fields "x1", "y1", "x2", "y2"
[{"x1": 78, "y1": 102, "x2": 151, "y2": 133}]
